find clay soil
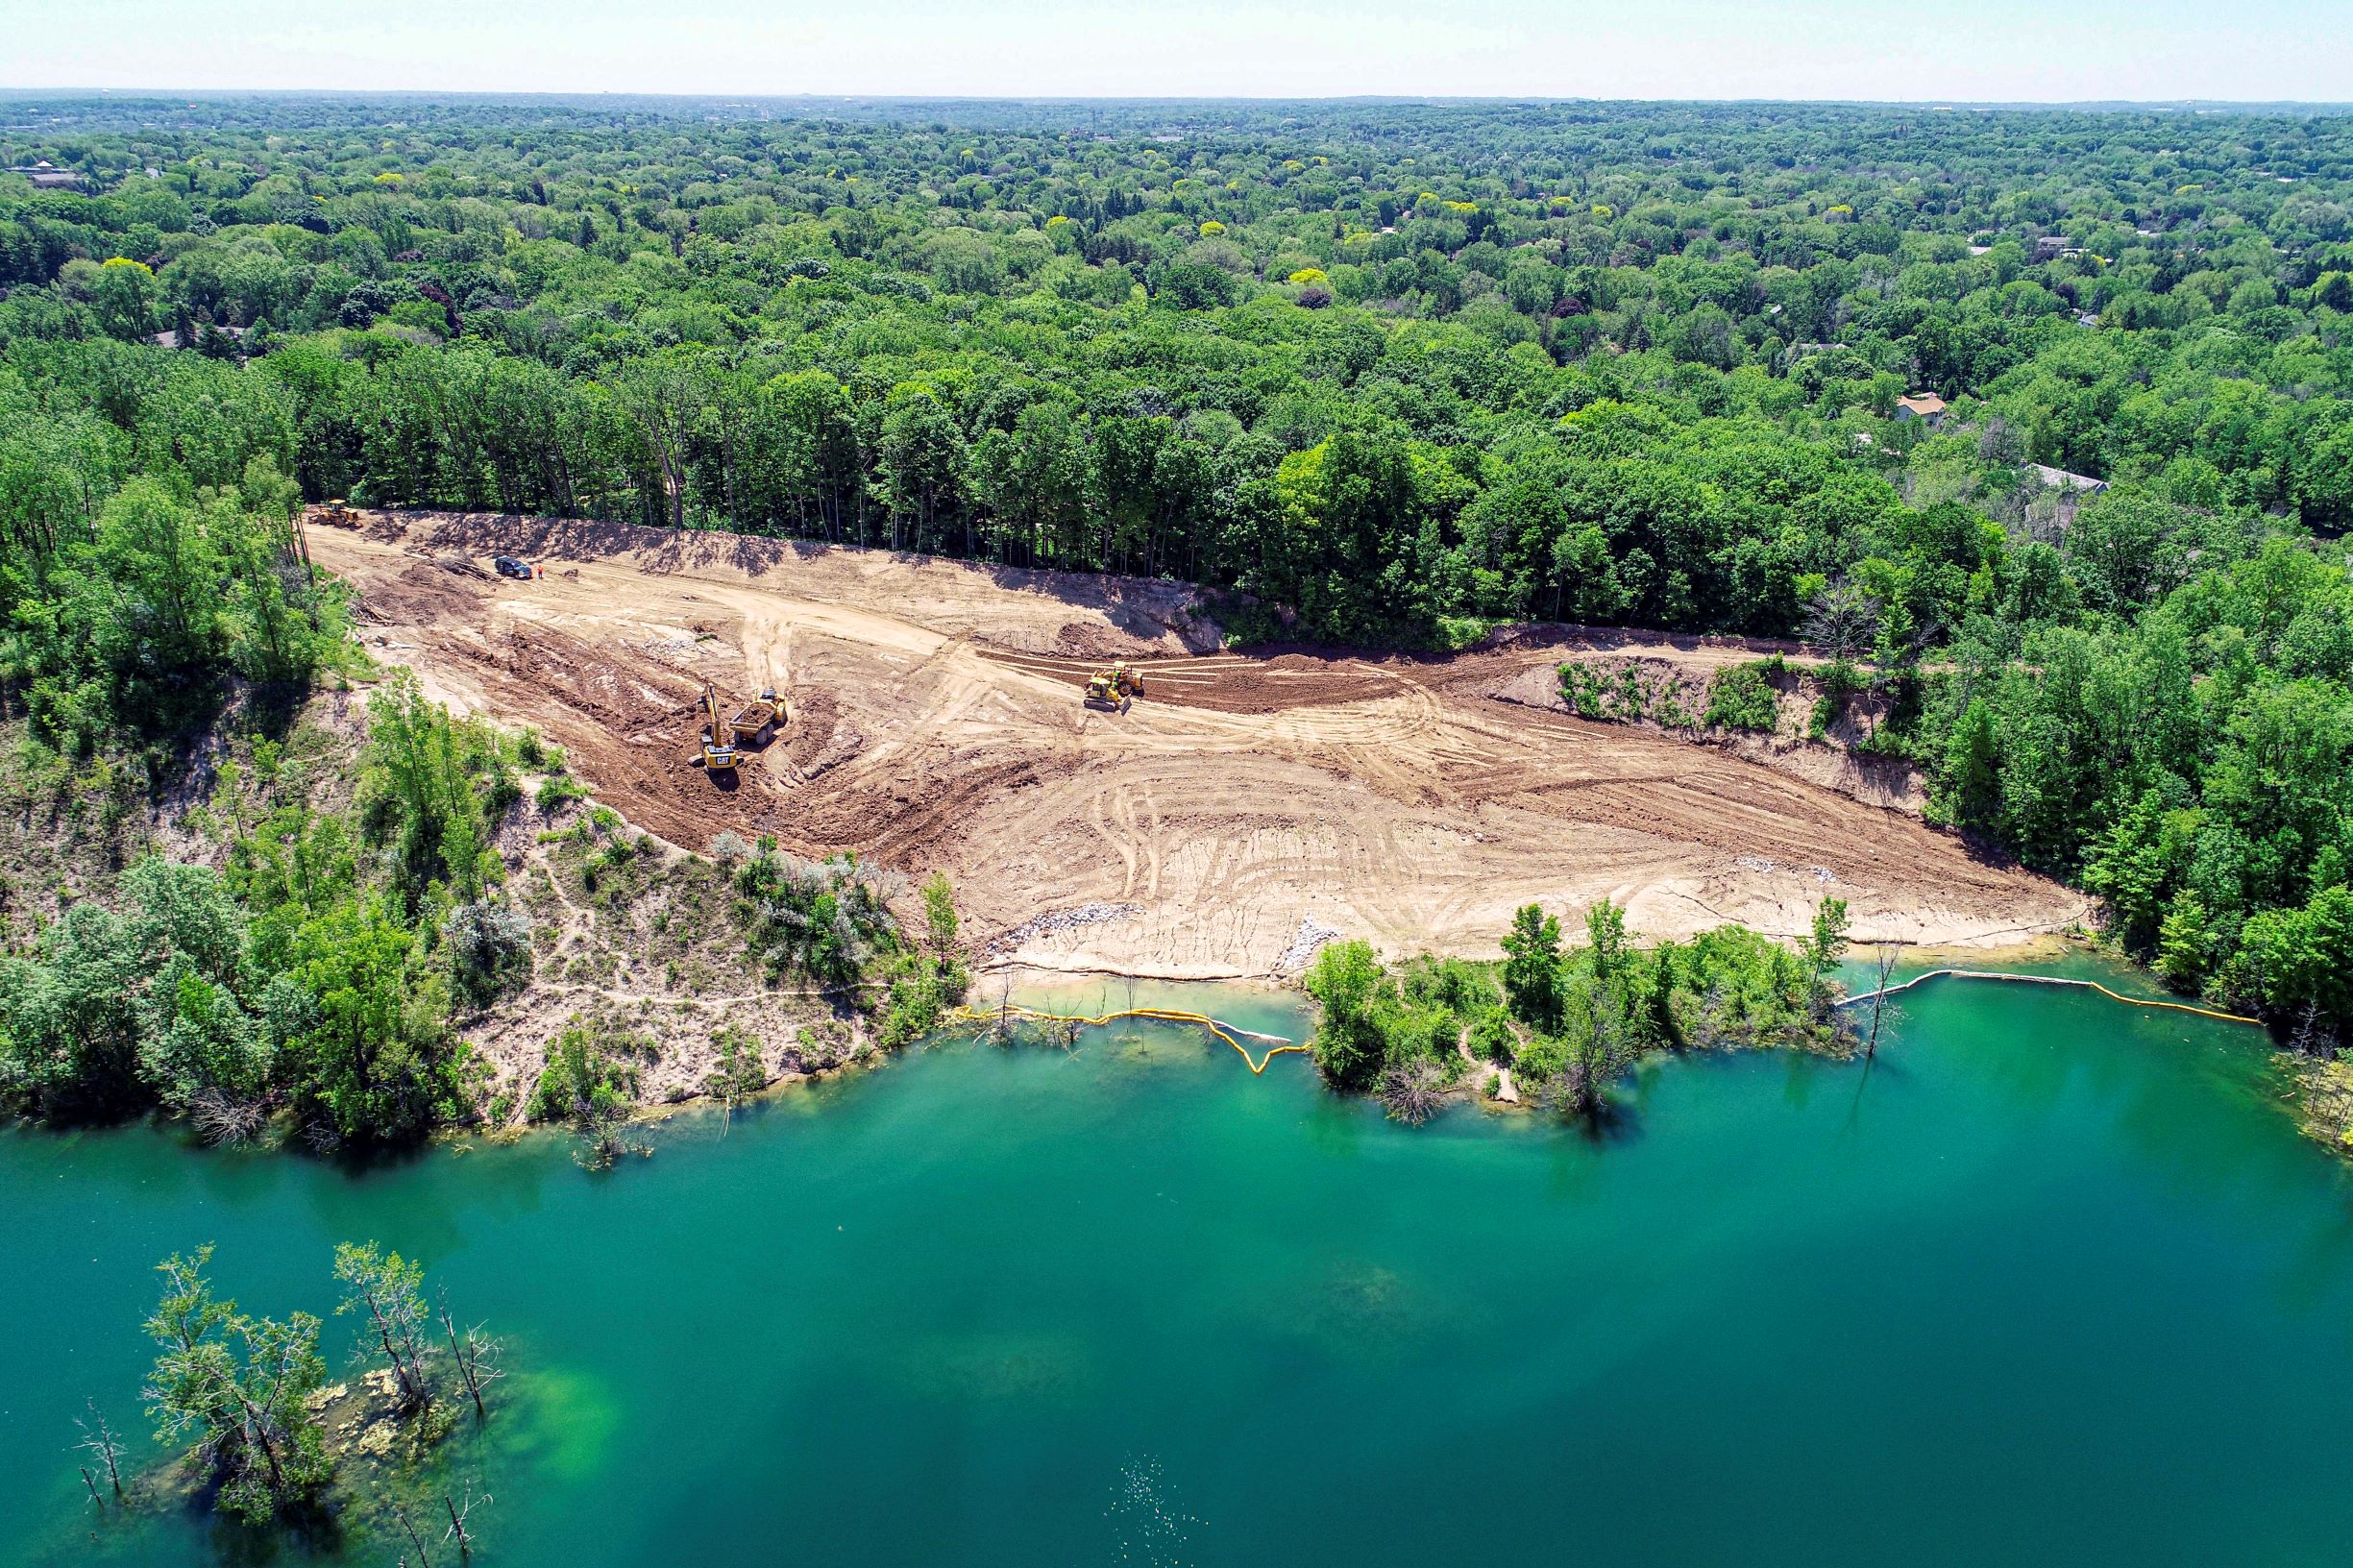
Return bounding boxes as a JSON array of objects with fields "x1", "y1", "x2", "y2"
[{"x1": 313, "y1": 510, "x2": 2088, "y2": 979}]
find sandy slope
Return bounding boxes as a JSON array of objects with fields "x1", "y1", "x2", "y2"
[{"x1": 314, "y1": 511, "x2": 2088, "y2": 978}]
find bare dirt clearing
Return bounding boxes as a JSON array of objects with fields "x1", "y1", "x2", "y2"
[{"x1": 314, "y1": 511, "x2": 2087, "y2": 978}]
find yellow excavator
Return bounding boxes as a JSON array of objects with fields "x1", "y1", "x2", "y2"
[
  {"x1": 691, "y1": 682, "x2": 738, "y2": 773},
  {"x1": 1084, "y1": 661, "x2": 1145, "y2": 711}
]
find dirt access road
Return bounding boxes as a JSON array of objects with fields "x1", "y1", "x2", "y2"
[{"x1": 314, "y1": 511, "x2": 2086, "y2": 978}]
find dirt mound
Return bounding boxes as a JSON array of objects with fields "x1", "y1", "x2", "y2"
[
  {"x1": 359, "y1": 559, "x2": 490, "y2": 625},
  {"x1": 1053, "y1": 622, "x2": 1140, "y2": 660},
  {"x1": 315, "y1": 513, "x2": 2088, "y2": 976},
  {"x1": 366, "y1": 508, "x2": 1223, "y2": 654}
]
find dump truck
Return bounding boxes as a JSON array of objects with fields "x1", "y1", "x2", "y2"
[
  {"x1": 1083, "y1": 661, "x2": 1144, "y2": 711},
  {"x1": 692, "y1": 682, "x2": 738, "y2": 773},
  {"x1": 727, "y1": 687, "x2": 786, "y2": 745}
]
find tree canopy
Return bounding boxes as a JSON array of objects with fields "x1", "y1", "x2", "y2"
[{"x1": 4, "y1": 94, "x2": 2353, "y2": 1053}]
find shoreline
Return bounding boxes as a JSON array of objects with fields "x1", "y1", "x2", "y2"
[
  {"x1": 1, "y1": 930, "x2": 2295, "y2": 1159},
  {"x1": 975, "y1": 926, "x2": 2093, "y2": 989}
]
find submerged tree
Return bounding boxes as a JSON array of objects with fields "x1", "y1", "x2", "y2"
[
  {"x1": 141, "y1": 1246, "x2": 333, "y2": 1525},
  {"x1": 114, "y1": 1240, "x2": 510, "y2": 1546},
  {"x1": 333, "y1": 1241, "x2": 437, "y2": 1418},
  {"x1": 72, "y1": 1398, "x2": 127, "y2": 1506},
  {"x1": 438, "y1": 1289, "x2": 505, "y2": 1423},
  {"x1": 1864, "y1": 942, "x2": 1904, "y2": 1060},
  {"x1": 1556, "y1": 967, "x2": 1641, "y2": 1122},
  {"x1": 443, "y1": 1479, "x2": 493, "y2": 1559},
  {"x1": 1378, "y1": 1058, "x2": 1451, "y2": 1125}
]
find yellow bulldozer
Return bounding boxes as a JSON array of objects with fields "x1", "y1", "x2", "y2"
[
  {"x1": 691, "y1": 682, "x2": 738, "y2": 773},
  {"x1": 311, "y1": 498, "x2": 356, "y2": 527},
  {"x1": 1084, "y1": 661, "x2": 1144, "y2": 711}
]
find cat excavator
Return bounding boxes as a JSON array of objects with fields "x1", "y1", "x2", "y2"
[
  {"x1": 693, "y1": 683, "x2": 791, "y2": 776},
  {"x1": 691, "y1": 682, "x2": 738, "y2": 773},
  {"x1": 1084, "y1": 661, "x2": 1145, "y2": 711}
]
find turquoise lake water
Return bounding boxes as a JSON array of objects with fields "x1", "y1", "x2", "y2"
[{"x1": 6, "y1": 960, "x2": 2353, "y2": 1566}]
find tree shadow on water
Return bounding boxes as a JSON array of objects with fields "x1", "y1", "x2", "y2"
[{"x1": 1571, "y1": 1094, "x2": 1647, "y2": 1150}]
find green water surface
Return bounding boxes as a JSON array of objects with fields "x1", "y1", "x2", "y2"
[{"x1": 6, "y1": 961, "x2": 2353, "y2": 1566}]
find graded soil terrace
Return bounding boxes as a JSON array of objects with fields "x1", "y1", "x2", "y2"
[{"x1": 313, "y1": 511, "x2": 2087, "y2": 978}]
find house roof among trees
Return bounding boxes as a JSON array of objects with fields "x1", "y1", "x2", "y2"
[{"x1": 2028, "y1": 463, "x2": 2108, "y2": 492}]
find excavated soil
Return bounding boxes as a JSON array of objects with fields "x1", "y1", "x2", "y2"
[{"x1": 313, "y1": 511, "x2": 2088, "y2": 978}]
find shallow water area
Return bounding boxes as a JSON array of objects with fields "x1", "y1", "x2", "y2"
[{"x1": 5, "y1": 956, "x2": 2353, "y2": 1566}]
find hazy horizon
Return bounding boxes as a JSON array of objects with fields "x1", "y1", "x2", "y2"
[
  {"x1": 3, "y1": 88, "x2": 2350, "y2": 110},
  {"x1": 11, "y1": 0, "x2": 2349, "y2": 106}
]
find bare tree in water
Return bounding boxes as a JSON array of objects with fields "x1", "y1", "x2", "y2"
[
  {"x1": 73, "y1": 1398, "x2": 127, "y2": 1504},
  {"x1": 438, "y1": 1289, "x2": 505, "y2": 1421},
  {"x1": 444, "y1": 1479, "x2": 492, "y2": 1560},
  {"x1": 1379, "y1": 1059, "x2": 1451, "y2": 1125},
  {"x1": 1865, "y1": 943, "x2": 1904, "y2": 1060},
  {"x1": 396, "y1": 1500, "x2": 436, "y2": 1567}
]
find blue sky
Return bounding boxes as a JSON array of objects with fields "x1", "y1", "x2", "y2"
[{"x1": 11, "y1": 0, "x2": 2350, "y2": 102}]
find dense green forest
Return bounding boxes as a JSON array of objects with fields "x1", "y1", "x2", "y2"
[{"x1": 3, "y1": 94, "x2": 2353, "y2": 1085}]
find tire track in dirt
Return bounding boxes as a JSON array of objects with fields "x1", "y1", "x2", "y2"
[{"x1": 316, "y1": 513, "x2": 2090, "y2": 976}]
